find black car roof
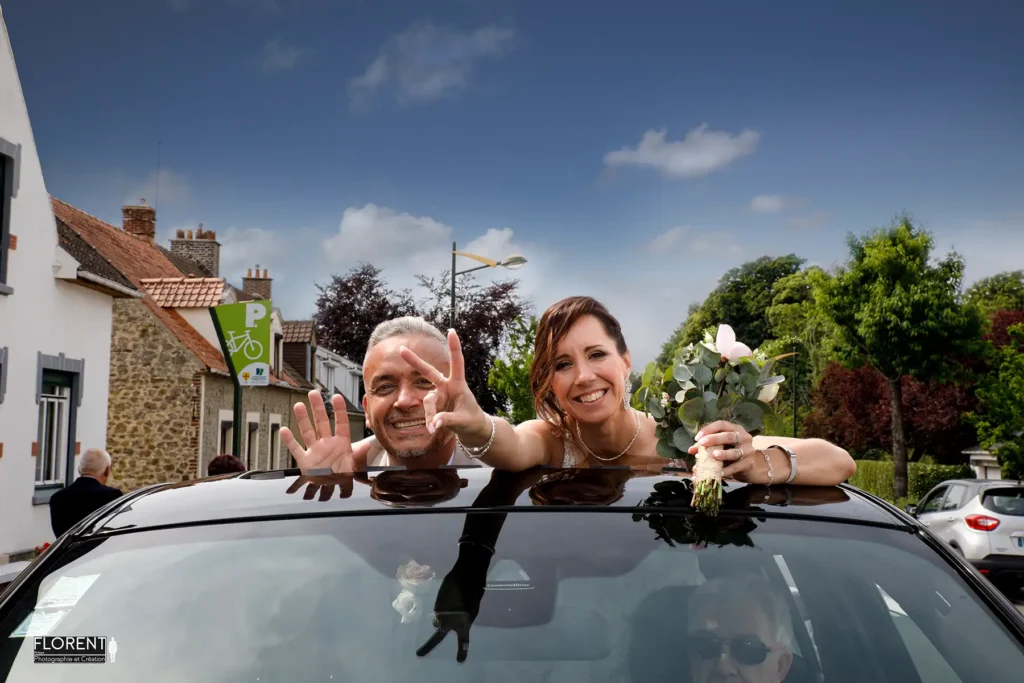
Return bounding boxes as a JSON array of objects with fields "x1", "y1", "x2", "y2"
[{"x1": 81, "y1": 466, "x2": 907, "y2": 536}]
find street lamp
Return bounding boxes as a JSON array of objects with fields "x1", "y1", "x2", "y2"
[{"x1": 450, "y1": 241, "x2": 528, "y2": 328}]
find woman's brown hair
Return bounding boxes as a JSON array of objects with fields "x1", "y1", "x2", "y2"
[{"x1": 530, "y1": 296, "x2": 629, "y2": 439}]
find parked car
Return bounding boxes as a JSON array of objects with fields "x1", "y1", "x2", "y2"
[
  {"x1": 2, "y1": 466, "x2": 1024, "y2": 682},
  {"x1": 906, "y1": 479, "x2": 1024, "y2": 589}
]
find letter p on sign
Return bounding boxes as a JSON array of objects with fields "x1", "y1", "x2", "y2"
[{"x1": 245, "y1": 302, "x2": 267, "y2": 328}]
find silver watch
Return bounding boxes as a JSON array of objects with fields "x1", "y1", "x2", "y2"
[{"x1": 770, "y1": 445, "x2": 797, "y2": 484}]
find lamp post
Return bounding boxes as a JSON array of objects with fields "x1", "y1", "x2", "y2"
[{"x1": 449, "y1": 241, "x2": 528, "y2": 328}]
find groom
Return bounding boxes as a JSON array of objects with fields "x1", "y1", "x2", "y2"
[{"x1": 281, "y1": 317, "x2": 488, "y2": 472}]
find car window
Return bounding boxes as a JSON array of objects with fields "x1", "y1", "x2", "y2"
[
  {"x1": 921, "y1": 486, "x2": 949, "y2": 514},
  {"x1": 877, "y1": 585, "x2": 962, "y2": 683},
  {"x1": 943, "y1": 484, "x2": 968, "y2": 511},
  {"x1": 982, "y1": 487, "x2": 1024, "y2": 516},
  {"x1": 1, "y1": 512, "x2": 1023, "y2": 683}
]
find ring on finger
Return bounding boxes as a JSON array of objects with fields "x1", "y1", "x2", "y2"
[{"x1": 732, "y1": 431, "x2": 741, "y2": 445}]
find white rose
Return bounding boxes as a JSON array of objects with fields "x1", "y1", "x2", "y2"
[
  {"x1": 392, "y1": 589, "x2": 421, "y2": 623},
  {"x1": 397, "y1": 560, "x2": 435, "y2": 594},
  {"x1": 716, "y1": 324, "x2": 753, "y2": 361},
  {"x1": 757, "y1": 382, "x2": 780, "y2": 403}
]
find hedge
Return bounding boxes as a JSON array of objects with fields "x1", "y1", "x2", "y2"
[{"x1": 847, "y1": 461, "x2": 974, "y2": 502}]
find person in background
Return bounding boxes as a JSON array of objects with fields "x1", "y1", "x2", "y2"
[
  {"x1": 207, "y1": 453, "x2": 246, "y2": 476},
  {"x1": 49, "y1": 448, "x2": 123, "y2": 538}
]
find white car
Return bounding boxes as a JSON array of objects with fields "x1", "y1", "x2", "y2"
[{"x1": 908, "y1": 479, "x2": 1024, "y2": 589}]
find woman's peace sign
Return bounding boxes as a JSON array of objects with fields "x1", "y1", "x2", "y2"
[{"x1": 399, "y1": 329, "x2": 490, "y2": 442}]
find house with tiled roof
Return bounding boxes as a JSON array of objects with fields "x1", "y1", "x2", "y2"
[
  {"x1": 51, "y1": 196, "x2": 317, "y2": 490},
  {"x1": 0, "y1": 12, "x2": 130, "y2": 564}
]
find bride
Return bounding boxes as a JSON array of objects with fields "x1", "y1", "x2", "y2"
[{"x1": 401, "y1": 296, "x2": 856, "y2": 485}]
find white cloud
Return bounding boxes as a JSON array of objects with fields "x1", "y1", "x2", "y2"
[
  {"x1": 645, "y1": 225, "x2": 742, "y2": 258},
  {"x1": 261, "y1": 39, "x2": 304, "y2": 74},
  {"x1": 323, "y1": 204, "x2": 454, "y2": 270},
  {"x1": 604, "y1": 124, "x2": 760, "y2": 179},
  {"x1": 349, "y1": 21, "x2": 514, "y2": 108},
  {"x1": 749, "y1": 194, "x2": 790, "y2": 214},
  {"x1": 126, "y1": 169, "x2": 191, "y2": 208},
  {"x1": 645, "y1": 225, "x2": 688, "y2": 253},
  {"x1": 787, "y1": 210, "x2": 830, "y2": 230}
]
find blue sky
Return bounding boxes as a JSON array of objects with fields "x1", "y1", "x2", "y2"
[{"x1": 5, "y1": 0, "x2": 1024, "y2": 365}]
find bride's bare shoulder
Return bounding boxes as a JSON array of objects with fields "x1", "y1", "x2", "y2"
[{"x1": 515, "y1": 418, "x2": 567, "y2": 466}]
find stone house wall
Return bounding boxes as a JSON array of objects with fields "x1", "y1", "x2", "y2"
[
  {"x1": 107, "y1": 299, "x2": 204, "y2": 492},
  {"x1": 200, "y1": 378, "x2": 365, "y2": 475},
  {"x1": 200, "y1": 377, "x2": 306, "y2": 475}
]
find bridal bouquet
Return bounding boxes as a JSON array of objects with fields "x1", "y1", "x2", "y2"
[{"x1": 635, "y1": 324, "x2": 790, "y2": 516}]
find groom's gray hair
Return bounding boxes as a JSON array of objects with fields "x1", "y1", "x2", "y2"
[{"x1": 364, "y1": 317, "x2": 449, "y2": 364}]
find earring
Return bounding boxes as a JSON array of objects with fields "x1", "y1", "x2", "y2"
[{"x1": 623, "y1": 375, "x2": 632, "y2": 410}]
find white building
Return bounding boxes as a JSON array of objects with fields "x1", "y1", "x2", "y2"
[{"x1": 0, "y1": 12, "x2": 131, "y2": 563}]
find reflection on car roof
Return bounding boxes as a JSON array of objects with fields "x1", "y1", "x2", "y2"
[{"x1": 86, "y1": 466, "x2": 905, "y2": 536}]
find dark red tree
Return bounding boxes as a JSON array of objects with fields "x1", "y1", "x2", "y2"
[{"x1": 802, "y1": 363, "x2": 976, "y2": 464}]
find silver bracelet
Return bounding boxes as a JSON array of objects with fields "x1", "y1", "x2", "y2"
[
  {"x1": 770, "y1": 444, "x2": 798, "y2": 484},
  {"x1": 758, "y1": 448, "x2": 774, "y2": 486},
  {"x1": 456, "y1": 415, "x2": 496, "y2": 459}
]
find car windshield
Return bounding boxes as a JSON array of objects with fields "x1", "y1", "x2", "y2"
[
  {"x1": 2, "y1": 509, "x2": 1023, "y2": 683},
  {"x1": 982, "y1": 487, "x2": 1024, "y2": 516}
]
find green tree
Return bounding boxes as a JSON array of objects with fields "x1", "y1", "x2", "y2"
[
  {"x1": 810, "y1": 216, "x2": 985, "y2": 498},
  {"x1": 967, "y1": 324, "x2": 1024, "y2": 479},
  {"x1": 964, "y1": 270, "x2": 1024, "y2": 316},
  {"x1": 658, "y1": 255, "x2": 805, "y2": 366},
  {"x1": 487, "y1": 316, "x2": 538, "y2": 424}
]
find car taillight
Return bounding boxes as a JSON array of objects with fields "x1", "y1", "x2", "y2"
[{"x1": 966, "y1": 514, "x2": 1001, "y2": 531}]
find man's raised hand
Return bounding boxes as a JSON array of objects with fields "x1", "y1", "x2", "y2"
[{"x1": 280, "y1": 390, "x2": 369, "y2": 473}]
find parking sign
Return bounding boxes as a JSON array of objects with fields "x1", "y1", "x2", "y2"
[{"x1": 210, "y1": 300, "x2": 272, "y2": 386}]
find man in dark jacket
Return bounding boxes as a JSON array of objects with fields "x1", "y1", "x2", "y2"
[{"x1": 49, "y1": 448, "x2": 123, "y2": 538}]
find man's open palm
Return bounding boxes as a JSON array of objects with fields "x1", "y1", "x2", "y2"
[{"x1": 280, "y1": 391, "x2": 369, "y2": 473}]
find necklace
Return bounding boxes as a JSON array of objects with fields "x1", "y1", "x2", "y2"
[{"x1": 575, "y1": 408, "x2": 641, "y2": 462}]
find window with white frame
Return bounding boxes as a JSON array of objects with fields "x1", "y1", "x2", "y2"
[
  {"x1": 36, "y1": 372, "x2": 72, "y2": 486},
  {"x1": 0, "y1": 138, "x2": 20, "y2": 291},
  {"x1": 322, "y1": 362, "x2": 337, "y2": 393}
]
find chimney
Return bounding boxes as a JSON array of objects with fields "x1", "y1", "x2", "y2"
[
  {"x1": 169, "y1": 223, "x2": 221, "y2": 277},
  {"x1": 122, "y1": 199, "x2": 157, "y2": 243},
  {"x1": 241, "y1": 264, "x2": 272, "y2": 300}
]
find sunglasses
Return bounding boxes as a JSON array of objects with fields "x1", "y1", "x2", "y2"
[{"x1": 689, "y1": 632, "x2": 772, "y2": 666}]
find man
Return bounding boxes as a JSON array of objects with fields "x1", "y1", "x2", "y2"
[
  {"x1": 281, "y1": 317, "x2": 487, "y2": 472},
  {"x1": 686, "y1": 574, "x2": 796, "y2": 683},
  {"x1": 49, "y1": 449, "x2": 124, "y2": 538}
]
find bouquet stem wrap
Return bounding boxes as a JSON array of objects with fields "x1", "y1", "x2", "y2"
[{"x1": 692, "y1": 440, "x2": 723, "y2": 516}]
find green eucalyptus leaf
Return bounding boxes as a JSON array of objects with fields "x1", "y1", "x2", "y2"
[
  {"x1": 673, "y1": 364, "x2": 693, "y2": 382},
  {"x1": 717, "y1": 406, "x2": 734, "y2": 421},
  {"x1": 714, "y1": 367, "x2": 729, "y2": 382},
  {"x1": 699, "y1": 344, "x2": 721, "y2": 368},
  {"x1": 692, "y1": 364, "x2": 713, "y2": 386},
  {"x1": 756, "y1": 375, "x2": 785, "y2": 387},
  {"x1": 703, "y1": 397, "x2": 719, "y2": 423},
  {"x1": 759, "y1": 358, "x2": 775, "y2": 379},
  {"x1": 673, "y1": 427, "x2": 696, "y2": 452},
  {"x1": 642, "y1": 362, "x2": 656, "y2": 386},
  {"x1": 681, "y1": 397, "x2": 705, "y2": 422},
  {"x1": 648, "y1": 395, "x2": 666, "y2": 420},
  {"x1": 681, "y1": 419, "x2": 700, "y2": 437},
  {"x1": 733, "y1": 402, "x2": 765, "y2": 433},
  {"x1": 656, "y1": 438, "x2": 678, "y2": 460},
  {"x1": 753, "y1": 400, "x2": 774, "y2": 415},
  {"x1": 662, "y1": 366, "x2": 675, "y2": 385}
]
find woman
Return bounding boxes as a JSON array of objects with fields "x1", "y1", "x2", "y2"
[{"x1": 402, "y1": 296, "x2": 856, "y2": 485}]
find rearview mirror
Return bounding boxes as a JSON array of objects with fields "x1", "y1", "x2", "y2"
[{"x1": 905, "y1": 503, "x2": 917, "y2": 516}]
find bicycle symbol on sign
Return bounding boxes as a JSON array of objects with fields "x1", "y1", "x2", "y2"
[{"x1": 226, "y1": 330, "x2": 264, "y2": 361}]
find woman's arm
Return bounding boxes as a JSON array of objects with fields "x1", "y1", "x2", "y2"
[
  {"x1": 748, "y1": 436, "x2": 857, "y2": 486},
  {"x1": 398, "y1": 330, "x2": 557, "y2": 471},
  {"x1": 688, "y1": 420, "x2": 856, "y2": 486}
]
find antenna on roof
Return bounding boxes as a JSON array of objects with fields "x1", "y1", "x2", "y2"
[{"x1": 154, "y1": 141, "x2": 162, "y2": 215}]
